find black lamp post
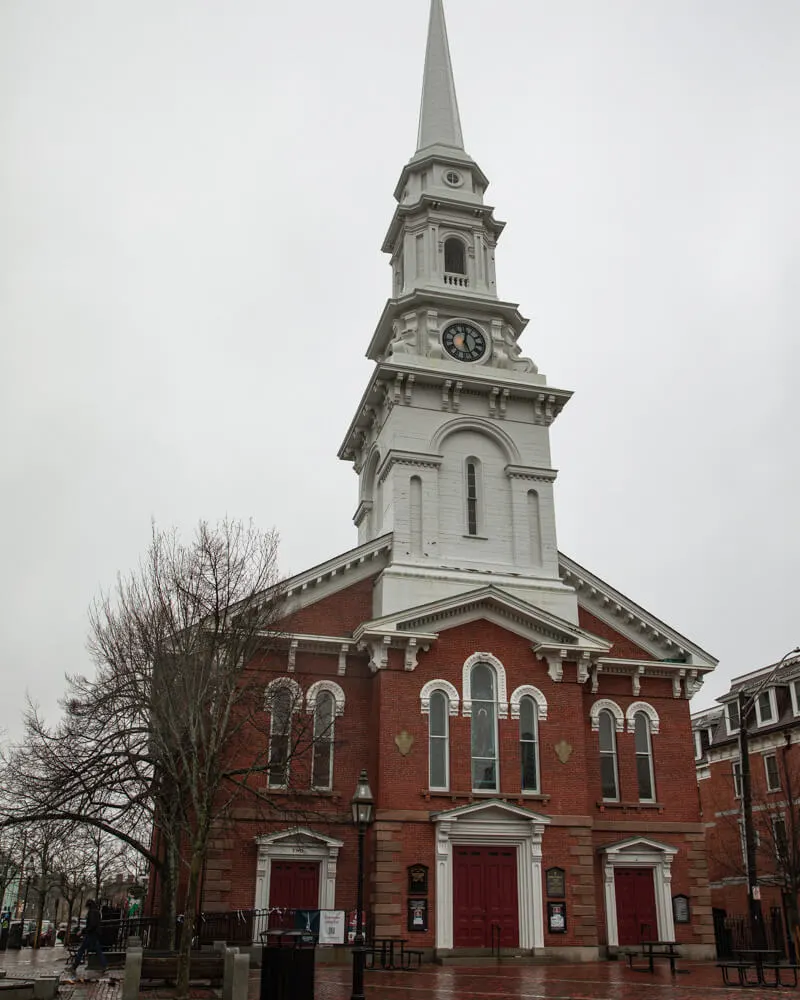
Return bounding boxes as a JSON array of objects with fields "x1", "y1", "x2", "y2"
[{"x1": 350, "y1": 769, "x2": 374, "y2": 1000}]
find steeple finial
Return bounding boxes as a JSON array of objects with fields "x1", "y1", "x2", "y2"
[{"x1": 416, "y1": 0, "x2": 464, "y2": 152}]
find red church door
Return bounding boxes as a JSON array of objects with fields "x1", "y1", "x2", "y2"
[
  {"x1": 453, "y1": 846, "x2": 519, "y2": 948},
  {"x1": 614, "y1": 868, "x2": 658, "y2": 945},
  {"x1": 268, "y1": 861, "x2": 320, "y2": 928}
]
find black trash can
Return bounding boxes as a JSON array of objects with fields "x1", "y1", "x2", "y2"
[
  {"x1": 7, "y1": 923, "x2": 22, "y2": 950},
  {"x1": 260, "y1": 929, "x2": 315, "y2": 1000}
]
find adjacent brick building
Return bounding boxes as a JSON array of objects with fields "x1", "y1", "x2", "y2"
[
  {"x1": 188, "y1": 0, "x2": 719, "y2": 961},
  {"x1": 693, "y1": 653, "x2": 800, "y2": 936}
]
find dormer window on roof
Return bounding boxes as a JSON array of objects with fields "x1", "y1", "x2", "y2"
[
  {"x1": 754, "y1": 689, "x2": 777, "y2": 727},
  {"x1": 726, "y1": 700, "x2": 740, "y2": 734},
  {"x1": 790, "y1": 679, "x2": 800, "y2": 717}
]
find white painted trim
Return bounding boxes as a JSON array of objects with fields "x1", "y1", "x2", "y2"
[
  {"x1": 590, "y1": 699, "x2": 624, "y2": 733},
  {"x1": 509, "y1": 685, "x2": 548, "y2": 722},
  {"x1": 754, "y1": 688, "x2": 778, "y2": 728},
  {"x1": 430, "y1": 416, "x2": 521, "y2": 464},
  {"x1": 625, "y1": 701, "x2": 660, "y2": 735},
  {"x1": 432, "y1": 802, "x2": 550, "y2": 951},
  {"x1": 420, "y1": 679, "x2": 460, "y2": 715},
  {"x1": 305, "y1": 680, "x2": 346, "y2": 717},
  {"x1": 600, "y1": 838, "x2": 677, "y2": 947},
  {"x1": 462, "y1": 652, "x2": 508, "y2": 718},
  {"x1": 253, "y1": 829, "x2": 343, "y2": 941},
  {"x1": 724, "y1": 702, "x2": 740, "y2": 736}
]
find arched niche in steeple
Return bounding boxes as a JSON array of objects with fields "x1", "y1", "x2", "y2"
[
  {"x1": 444, "y1": 236, "x2": 467, "y2": 275},
  {"x1": 359, "y1": 448, "x2": 381, "y2": 540},
  {"x1": 431, "y1": 417, "x2": 521, "y2": 465}
]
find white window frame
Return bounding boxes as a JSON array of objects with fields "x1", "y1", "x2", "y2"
[
  {"x1": 791, "y1": 680, "x2": 800, "y2": 717},
  {"x1": 310, "y1": 690, "x2": 335, "y2": 792},
  {"x1": 428, "y1": 690, "x2": 450, "y2": 792},
  {"x1": 463, "y1": 456, "x2": 484, "y2": 538},
  {"x1": 772, "y1": 813, "x2": 788, "y2": 860},
  {"x1": 739, "y1": 818, "x2": 761, "y2": 863},
  {"x1": 469, "y1": 661, "x2": 500, "y2": 793},
  {"x1": 764, "y1": 752, "x2": 781, "y2": 793},
  {"x1": 693, "y1": 730, "x2": 702, "y2": 761},
  {"x1": 265, "y1": 678, "x2": 302, "y2": 790},
  {"x1": 598, "y1": 709, "x2": 620, "y2": 803},
  {"x1": 733, "y1": 760, "x2": 743, "y2": 799},
  {"x1": 725, "y1": 701, "x2": 741, "y2": 735},
  {"x1": 518, "y1": 695, "x2": 540, "y2": 794},
  {"x1": 754, "y1": 688, "x2": 778, "y2": 728},
  {"x1": 634, "y1": 711, "x2": 657, "y2": 803}
]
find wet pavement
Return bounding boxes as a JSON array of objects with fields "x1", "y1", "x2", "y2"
[{"x1": 1, "y1": 946, "x2": 796, "y2": 999}]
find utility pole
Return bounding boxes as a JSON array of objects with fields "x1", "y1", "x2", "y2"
[{"x1": 738, "y1": 690, "x2": 765, "y2": 947}]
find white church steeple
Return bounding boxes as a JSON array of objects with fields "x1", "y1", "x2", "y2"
[
  {"x1": 340, "y1": 0, "x2": 577, "y2": 622},
  {"x1": 416, "y1": 0, "x2": 464, "y2": 153}
]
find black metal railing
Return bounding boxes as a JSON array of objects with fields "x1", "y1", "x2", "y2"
[{"x1": 714, "y1": 908, "x2": 787, "y2": 959}]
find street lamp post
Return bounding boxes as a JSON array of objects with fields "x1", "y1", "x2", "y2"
[
  {"x1": 738, "y1": 647, "x2": 800, "y2": 948},
  {"x1": 350, "y1": 769, "x2": 374, "y2": 1000}
]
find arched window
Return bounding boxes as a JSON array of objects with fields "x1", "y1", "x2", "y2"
[
  {"x1": 444, "y1": 237, "x2": 466, "y2": 275},
  {"x1": 634, "y1": 711, "x2": 656, "y2": 802},
  {"x1": 519, "y1": 696, "x2": 539, "y2": 792},
  {"x1": 266, "y1": 681, "x2": 301, "y2": 789},
  {"x1": 429, "y1": 690, "x2": 450, "y2": 791},
  {"x1": 311, "y1": 690, "x2": 335, "y2": 791},
  {"x1": 465, "y1": 458, "x2": 481, "y2": 536},
  {"x1": 598, "y1": 709, "x2": 619, "y2": 801},
  {"x1": 470, "y1": 662, "x2": 498, "y2": 791}
]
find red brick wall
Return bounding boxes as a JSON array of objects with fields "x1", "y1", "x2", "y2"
[{"x1": 154, "y1": 573, "x2": 712, "y2": 953}]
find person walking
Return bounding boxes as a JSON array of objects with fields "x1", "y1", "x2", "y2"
[{"x1": 69, "y1": 900, "x2": 108, "y2": 975}]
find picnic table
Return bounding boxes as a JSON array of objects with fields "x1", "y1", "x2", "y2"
[
  {"x1": 627, "y1": 940, "x2": 684, "y2": 974},
  {"x1": 717, "y1": 948, "x2": 798, "y2": 987},
  {"x1": 367, "y1": 937, "x2": 407, "y2": 970}
]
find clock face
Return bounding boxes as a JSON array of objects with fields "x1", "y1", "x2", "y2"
[{"x1": 442, "y1": 322, "x2": 487, "y2": 363}]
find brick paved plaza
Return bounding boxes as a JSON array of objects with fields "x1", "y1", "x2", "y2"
[{"x1": 2, "y1": 946, "x2": 799, "y2": 1000}]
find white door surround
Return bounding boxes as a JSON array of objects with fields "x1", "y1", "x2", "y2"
[
  {"x1": 600, "y1": 836, "x2": 678, "y2": 947},
  {"x1": 432, "y1": 799, "x2": 550, "y2": 951},
  {"x1": 253, "y1": 828, "x2": 343, "y2": 940}
]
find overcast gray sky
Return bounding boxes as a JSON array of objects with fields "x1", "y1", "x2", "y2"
[{"x1": 1, "y1": 0, "x2": 798, "y2": 736}]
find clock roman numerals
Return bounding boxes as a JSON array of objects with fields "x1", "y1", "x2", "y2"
[{"x1": 442, "y1": 322, "x2": 487, "y2": 363}]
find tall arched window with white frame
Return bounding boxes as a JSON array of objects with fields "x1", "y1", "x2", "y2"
[
  {"x1": 311, "y1": 690, "x2": 335, "y2": 791},
  {"x1": 519, "y1": 696, "x2": 539, "y2": 792},
  {"x1": 268, "y1": 686, "x2": 295, "y2": 789},
  {"x1": 471, "y1": 662, "x2": 498, "y2": 791},
  {"x1": 428, "y1": 690, "x2": 450, "y2": 791},
  {"x1": 634, "y1": 711, "x2": 656, "y2": 802},
  {"x1": 465, "y1": 457, "x2": 482, "y2": 537},
  {"x1": 598, "y1": 709, "x2": 619, "y2": 801}
]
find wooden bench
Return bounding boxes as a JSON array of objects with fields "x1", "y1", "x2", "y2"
[{"x1": 139, "y1": 952, "x2": 224, "y2": 984}]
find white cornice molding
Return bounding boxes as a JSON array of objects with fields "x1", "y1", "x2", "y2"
[
  {"x1": 558, "y1": 552, "x2": 717, "y2": 672},
  {"x1": 376, "y1": 449, "x2": 444, "y2": 486},
  {"x1": 282, "y1": 534, "x2": 392, "y2": 601},
  {"x1": 504, "y1": 464, "x2": 558, "y2": 483}
]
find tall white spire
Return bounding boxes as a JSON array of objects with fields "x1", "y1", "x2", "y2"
[{"x1": 416, "y1": 0, "x2": 464, "y2": 152}]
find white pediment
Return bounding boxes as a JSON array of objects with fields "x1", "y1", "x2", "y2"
[
  {"x1": 255, "y1": 827, "x2": 343, "y2": 850},
  {"x1": 431, "y1": 797, "x2": 551, "y2": 826},
  {"x1": 600, "y1": 836, "x2": 678, "y2": 857},
  {"x1": 355, "y1": 585, "x2": 611, "y2": 653}
]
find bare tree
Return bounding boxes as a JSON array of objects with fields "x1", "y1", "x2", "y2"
[{"x1": 0, "y1": 519, "x2": 336, "y2": 998}]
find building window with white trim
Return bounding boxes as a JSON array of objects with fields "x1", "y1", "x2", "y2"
[
  {"x1": 739, "y1": 818, "x2": 761, "y2": 863},
  {"x1": 598, "y1": 709, "x2": 619, "y2": 801},
  {"x1": 726, "y1": 700, "x2": 740, "y2": 734},
  {"x1": 634, "y1": 711, "x2": 656, "y2": 802},
  {"x1": 429, "y1": 690, "x2": 450, "y2": 791},
  {"x1": 470, "y1": 662, "x2": 498, "y2": 791},
  {"x1": 311, "y1": 690, "x2": 335, "y2": 791},
  {"x1": 465, "y1": 458, "x2": 481, "y2": 536},
  {"x1": 519, "y1": 696, "x2": 539, "y2": 792},
  {"x1": 791, "y1": 680, "x2": 800, "y2": 717},
  {"x1": 755, "y1": 690, "x2": 776, "y2": 727},
  {"x1": 764, "y1": 753, "x2": 780, "y2": 793},
  {"x1": 268, "y1": 686, "x2": 294, "y2": 788},
  {"x1": 733, "y1": 760, "x2": 743, "y2": 799},
  {"x1": 444, "y1": 236, "x2": 466, "y2": 274}
]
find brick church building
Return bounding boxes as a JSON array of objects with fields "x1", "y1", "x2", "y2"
[{"x1": 198, "y1": 0, "x2": 719, "y2": 960}]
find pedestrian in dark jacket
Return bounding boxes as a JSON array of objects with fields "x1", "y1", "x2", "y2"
[{"x1": 69, "y1": 900, "x2": 107, "y2": 974}]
